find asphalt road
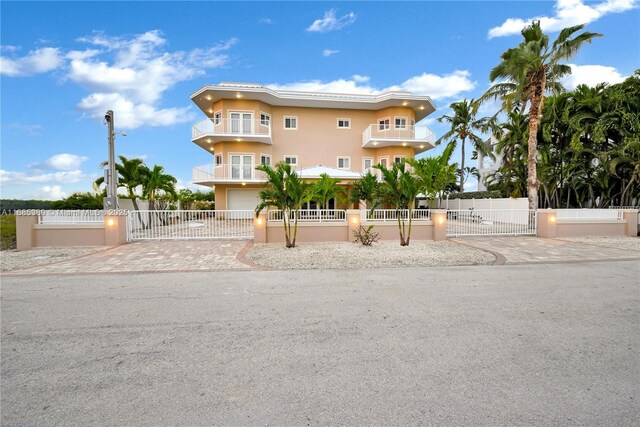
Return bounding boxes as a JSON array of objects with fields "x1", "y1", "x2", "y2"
[{"x1": 2, "y1": 260, "x2": 639, "y2": 426}]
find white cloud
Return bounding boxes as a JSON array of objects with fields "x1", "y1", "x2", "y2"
[
  {"x1": 1, "y1": 45, "x2": 20, "y2": 52},
  {"x1": 488, "y1": 0, "x2": 637, "y2": 38},
  {"x1": 0, "y1": 47, "x2": 63, "y2": 76},
  {"x1": 259, "y1": 18, "x2": 273, "y2": 24},
  {"x1": 307, "y1": 9, "x2": 357, "y2": 32},
  {"x1": 69, "y1": 30, "x2": 236, "y2": 128},
  {"x1": 0, "y1": 169, "x2": 90, "y2": 184},
  {"x1": 30, "y1": 153, "x2": 89, "y2": 171},
  {"x1": 562, "y1": 63, "x2": 626, "y2": 89},
  {"x1": 268, "y1": 70, "x2": 476, "y2": 100},
  {"x1": 464, "y1": 181, "x2": 477, "y2": 191},
  {"x1": 31, "y1": 185, "x2": 67, "y2": 200},
  {"x1": 322, "y1": 49, "x2": 340, "y2": 57},
  {"x1": 10, "y1": 123, "x2": 43, "y2": 135}
]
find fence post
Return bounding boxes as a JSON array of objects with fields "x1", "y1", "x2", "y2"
[
  {"x1": 623, "y1": 209, "x2": 639, "y2": 237},
  {"x1": 536, "y1": 209, "x2": 557, "y2": 238},
  {"x1": 104, "y1": 214, "x2": 128, "y2": 246},
  {"x1": 431, "y1": 209, "x2": 447, "y2": 241},
  {"x1": 16, "y1": 214, "x2": 38, "y2": 250},
  {"x1": 254, "y1": 212, "x2": 267, "y2": 243},
  {"x1": 347, "y1": 210, "x2": 361, "y2": 242}
]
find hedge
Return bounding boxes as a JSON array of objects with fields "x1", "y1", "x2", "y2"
[{"x1": 446, "y1": 190, "x2": 502, "y2": 200}]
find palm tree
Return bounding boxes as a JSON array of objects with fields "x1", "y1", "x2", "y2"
[
  {"x1": 374, "y1": 161, "x2": 422, "y2": 246},
  {"x1": 256, "y1": 162, "x2": 312, "y2": 248},
  {"x1": 93, "y1": 155, "x2": 147, "y2": 225},
  {"x1": 310, "y1": 173, "x2": 346, "y2": 210},
  {"x1": 350, "y1": 172, "x2": 379, "y2": 209},
  {"x1": 482, "y1": 20, "x2": 602, "y2": 209},
  {"x1": 437, "y1": 99, "x2": 495, "y2": 192},
  {"x1": 609, "y1": 139, "x2": 640, "y2": 207},
  {"x1": 408, "y1": 143, "x2": 458, "y2": 208},
  {"x1": 142, "y1": 165, "x2": 178, "y2": 227}
]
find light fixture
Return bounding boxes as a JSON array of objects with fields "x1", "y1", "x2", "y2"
[
  {"x1": 205, "y1": 95, "x2": 212, "y2": 101},
  {"x1": 107, "y1": 218, "x2": 115, "y2": 226},
  {"x1": 206, "y1": 139, "x2": 211, "y2": 143},
  {"x1": 241, "y1": 182, "x2": 246, "y2": 186},
  {"x1": 419, "y1": 106, "x2": 425, "y2": 110},
  {"x1": 351, "y1": 216, "x2": 359, "y2": 225},
  {"x1": 236, "y1": 93, "x2": 242, "y2": 98},
  {"x1": 208, "y1": 109, "x2": 213, "y2": 114},
  {"x1": 209, "y1": 147, "x2": 214, "y2": 151},
  {"x1": 402, "y1": 142, "x2": 408, "y2": 147},
  {"x1": 419, "y1": 145, "x2": 425, "y2": 149},
  {"x1": 548, "y1": 214, "x2": 556, "y2": 223},
  {"x1": 236, "y1": 138, "x2": 242, "y2": 141},
  {"x1": 257, "y1": 217, "x2": 263, "y2": 225},
  {"x1": 372, "y1": 141, "x2": 378, "y2": 146},
  {"x1": 402, "y1": 101, "x2": 408, "y2": 106},
  {"x1": 437, "y1": 215, "x2": 445, "y2": 225}
]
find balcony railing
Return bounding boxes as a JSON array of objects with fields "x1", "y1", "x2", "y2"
[
  {"x1": 362, "y1": 124, "x2": 435, "y2": 148},
  {"x1": 191, "y1": 118, "x2": 272, "y2": 142},
  {"x1": 192, "y1": 163, "x2": 268, "y2": 183}
]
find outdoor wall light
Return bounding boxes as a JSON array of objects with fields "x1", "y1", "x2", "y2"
[
  {"x1": 257, "y1": 218, "x2": 263, "y2": 225},
  {"x1": 351, "y1": 216, "x2": 359, "y2": 225},
  {"x1": 107, "y1": 218, "x2": 115, "y2": 226},
  {"x1": 549, "y1": 215, "x2": 557, "y2": 223},
  {"x1": 437, "y1": 215, "x2": 445, "y2": 225},
  {"x1": 241, "y1": 182, "x2": 246, "y2": 186}
]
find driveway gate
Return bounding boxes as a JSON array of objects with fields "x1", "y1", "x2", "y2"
[
  {"x1": 127, "y1": 210, "x2": 254, "y2": 241},
  {"x1": 446, "y1": 209, "x2": 537, "y2": 237}
]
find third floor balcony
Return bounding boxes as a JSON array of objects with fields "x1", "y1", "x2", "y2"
[
  {"x1": 362, "y1": 124, "x2": 435, "y2": 153},
  {"x1": 191, "y1": 117, "x2": 272, "y2": 144}
]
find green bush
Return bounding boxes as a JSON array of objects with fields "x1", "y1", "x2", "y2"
[
  {"x1": 1, "y1": 214, "x2": 16, "y2": 250},
  {"x1": 51, "y1": 192, "x2": 103, "y2": 209},
  {"x1": 446, "y1": 190, "x2": 502, "y2": 200}
]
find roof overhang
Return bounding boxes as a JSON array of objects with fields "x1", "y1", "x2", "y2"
[
  {"x1": 191, "y1": 82, "x2": 436, "y2": 122},
  {"x1": 296, "y1": 165, "x2": 363, "y2": 180}
]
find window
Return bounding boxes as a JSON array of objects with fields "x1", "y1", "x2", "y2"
[
  {"x1": 260, "y1": 154, "x2": 271, "y2": 166},
  {"x1": 378, "y1": 157, "x2": 389, "y2": 168},
  {"x1": 337, "y1": 157, "x2": 350, "y2": 170},
  {"x1": 395, "y1": 117, "x2": 407, "y2": 129},
  {"x1": 284, "y1": 155, "x2": 298, "y2": 165},
  {"x1": 215, "y1": 154, "x2": 222, "y2": 166},
  {"x1": 284, "y1": 116, "x2": 298, "y2": 129},
  {"x1": 363, "y1": 157, "x2": 374, "y2": 172},
  {"x1": 213, "y1": 111, "x2": 222, "y2": 125},
  {"x1": 410, "y1": 118, "x2": 415, "y2": 127},
  {"x1": 337, "y1": 118, "x2": 351, "y2": 129},
  {"x1": 394, "y1": 156, "x2": 406, "y2": 164},
  {"x1": 378, "y1": 118, "x2": 390, "y2": 131},
  {"x1": 260, "y1": 113, "x2": 270, "y2": 127}
]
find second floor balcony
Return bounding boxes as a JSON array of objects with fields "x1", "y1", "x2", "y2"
[
  {"x1": 191, "y1": 117, "x2": 272, "y2": 144},
  {"x1": 362, "y1": 124, "x2": 435, "y2": 153},
  {"x1": 192, "y1": 163, "x2": 270, "y2": 185}
]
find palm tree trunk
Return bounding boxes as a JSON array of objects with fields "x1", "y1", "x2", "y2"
[
  {"x1": 283, "y1": 211, "x2": 292, "y2": 248},
  {"x1": 130, "y1": 195, "x2": 145, "y2": 228},
  {"x1": 460, "y1": 137, "x2": 466, "y2": 192},
  {"x1": 526, "y1": 79, "x2": 545, "y2": 211}
]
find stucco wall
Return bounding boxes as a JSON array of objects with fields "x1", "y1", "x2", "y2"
[{"x1": 34, "y1": 224, "x2": 106, "y2": 247}]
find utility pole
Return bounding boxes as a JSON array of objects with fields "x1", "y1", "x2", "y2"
[{"x1": 103, "y1": 110, "x2": 118, "y2": 209}]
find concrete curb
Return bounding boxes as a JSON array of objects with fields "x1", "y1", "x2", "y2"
[{"x1": 236, "y1": 240, "x2": 272, "y2": 270}]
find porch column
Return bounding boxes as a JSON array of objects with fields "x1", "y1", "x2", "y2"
[
  {"x1": 16, "y1": 214, "x2": 38, "y2": 250},
  {"x1": 347, "y1": 210, "x2": 361, "y2": 242},
  {"x1": 431, "y1": 209, "x2": 447, "y2": 241},
  {"x1": 623, "y1": 209, "x2": 639, "y2": 237},
  {"x1": 104, "y1": 214, "x2": 128, "y2": 246},
  {"x1": 537, "y1": 209, "x2": 557, "y2": 239},
  {"x1": 254, "y1": 212, "x2": 267, "y2": 243}
]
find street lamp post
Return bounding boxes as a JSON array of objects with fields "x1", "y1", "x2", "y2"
[{"x1": 103, "y1": 110, "x2": 125, "y2": 209}]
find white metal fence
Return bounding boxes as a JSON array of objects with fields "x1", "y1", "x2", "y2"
[
  {"x1": 556, "y1": 209, "x2": 623, "y2": 221},
  {"x1": 38, "y1": 210, "x2": 104, "y2": 224},
  {"x1": 446, "y1": 209, "x2": 537, "y2": 236},
  {"x1": 127, "y1": 210, "x2": 254, "y2": 240},
  {"x1": 267, "y1": 209, "x2": 346, "y2": 222},
  {"x1": 361, "y1": 209, "x2": 432, "y2": 222}
]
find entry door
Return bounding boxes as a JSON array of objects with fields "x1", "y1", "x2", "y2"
[
  {"x1": 230, "y1": 112, "x2": 252, "y2": 134},
  {"x1": 231, "y1": 155, "x2": 253, "y2": 180}
]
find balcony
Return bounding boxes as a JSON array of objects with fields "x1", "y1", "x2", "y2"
[
  {"x1": 191, "y1": 118, "x2": 272, "y2": 144},
  {"x1": 362, "y1": 124, "x2": 435, "y2": 153},
  {"x1": 192, "y1": 163, "x2": 269, "y2": 185}
]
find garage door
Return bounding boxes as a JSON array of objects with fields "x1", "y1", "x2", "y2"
[{"x1": 227, "y1": 189, "x2": 261, "y2": 211}]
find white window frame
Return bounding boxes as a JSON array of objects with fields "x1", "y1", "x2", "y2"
[
  {"x1": 228, "y1": 152, "x2": 255, "y2": 180},
  {"x1": 260, "y1": 112, "x2": 271, "y2": 127},
  {"x1": 394, "y1": 155, "x2": 406, "y2": 164},
  {"x1": 215, "y1": 154, "x2": 223, "y2": 166},
  {"x1": 377, "y1": 156, "x2": 389, "y2": 169},
  {"x1": 362, "y1": 157, "x2": 374, "y2": 172},
  {"x1": 337, "y1": 118, "x2": 351, "y2": 129},
  {"x1": 284, "y1": 155, "x2": 298, "y2": 166},
  {"x1": 394, "y1": 116, "x2": 408, "y2": 130},
  {"x1": 378, "y1": 117, "x2": 390, "y2": 131},
  {"x1": 260, "y1": 153, "x2": 272, "y2": 166},
  {"x1": 337, "y1": 156, "x2": 351, "y2": 170},
  {"x1": 213, "y1": 111, "x2": 222, "y2": 125},
  {"x1": 284, "y1": 116, "x2": 298, "y2": 130}
]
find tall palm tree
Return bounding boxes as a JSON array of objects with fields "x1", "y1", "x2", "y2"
[
  {"x1": 373, "y1": 161, "x2": 422, "y2": 246},
  {"x1": 407, "y1": 142, "x2": 458, "y2": 208},
  {"x1": 256, "y1": 162, "x2": 312, "y2": 248},
  {"x1": 437, "y1": 99, "x2": 495, "y2": 193},
  {"x1": 310, "y1": 173, "x2": 346, "y2": 210},
  {"x1": 350, "y1": 172, "x2": 379, "y2": 209},
  {"x1": 482, "y1": 20, "x2": 602, "y2": 209},
  {"x1": 142, "y1": 165, "x2": 178, "y2": 227}
]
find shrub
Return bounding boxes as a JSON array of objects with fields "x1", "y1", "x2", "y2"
[
  {"x1": 352, "y1": 225, "x2": 381, "y2": 246},
  {"x1": 446, "y1": 190, "x2": 502, "y2": 200}
]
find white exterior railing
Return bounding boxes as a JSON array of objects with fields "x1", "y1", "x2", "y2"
[
  {"x1": 267, "y1": 209, "x2": 347, "y2": 222},
  {"x1": 192, "y1": 163, "x2": 268, "y2": 183},
  {"x1": 556, "y1": 209, "x2": 623, "y2": 221},
  {"x1": 362, "y1": 124, "x2": 435, "y2": 146},
  {"x1": 192, "y1": 118, "x2": 271, "y2": 140},
  {"x1": 446, "y1": 209, "x2": 537, "y2": 236},
  {"x1": 38, "y1": 210, "x2": 105, "y2": 224},
  {"x1": 361, "y1": 209, "x2": 432, "y2": 222}
]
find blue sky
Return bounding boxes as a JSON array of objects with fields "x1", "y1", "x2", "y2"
[{"x1": 1, "y1": 0, "x2": 638, "y2": 199}]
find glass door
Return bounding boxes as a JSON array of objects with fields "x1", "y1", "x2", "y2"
[
  {"x1": 230, "y1": 155, "x2": 253, "y2": 180},
  {"x1": 230, "y1": 112, "x2": 252, "y2": 134}
]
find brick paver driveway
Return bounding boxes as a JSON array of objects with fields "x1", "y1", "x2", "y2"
[
  {"x1": 453, "y1": 236, "x2": 639, "y2": 264},
  {"x1": 7, "y1": 240, "x2": 253, "y2": 275}
]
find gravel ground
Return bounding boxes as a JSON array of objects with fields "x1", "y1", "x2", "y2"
[
  {"x1": 560, "y1": 236, "x2": 640, "y2": 252},
  {"x1": 247, "y1": 240, "x2": 496, "y2": 269},
  {"x1": 0, "y1": 247, "x2": 107, "y2": 272}
]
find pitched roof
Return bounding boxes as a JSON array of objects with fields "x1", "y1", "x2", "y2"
[{"x1": 296, "y1": 165, "x2": 363, "y2": 180}]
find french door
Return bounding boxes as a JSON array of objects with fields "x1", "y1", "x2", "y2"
[
  {"x1": 230, "y1": 155, "x2": 253, "y2": 180},
  {"x1": 230, "y1": 112, "x2": 253, "y2": 134}
]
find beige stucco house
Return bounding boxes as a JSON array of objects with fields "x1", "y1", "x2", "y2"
[{"x1": 190, "y1": 82, "x2": 437, "y2": 210}]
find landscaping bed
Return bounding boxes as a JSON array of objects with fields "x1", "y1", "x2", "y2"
[
  {"x1": 1, "y1": 247, "x2": 108, "y2": 272},
  {"x1": 246, "y1": 240, "x2": 496, "y2": 270}
]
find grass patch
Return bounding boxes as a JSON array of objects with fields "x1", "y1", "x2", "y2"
[{"x1": 1, "y1": 214, "x2": 16, "y2": 250}]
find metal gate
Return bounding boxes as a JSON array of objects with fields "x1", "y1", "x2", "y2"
[
  {"x1": 446, "y1": 209, "x2": 537, "y2": 237},
  {"x1": 127, "y1": 210, "x2": 254, "y2": 241}
]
